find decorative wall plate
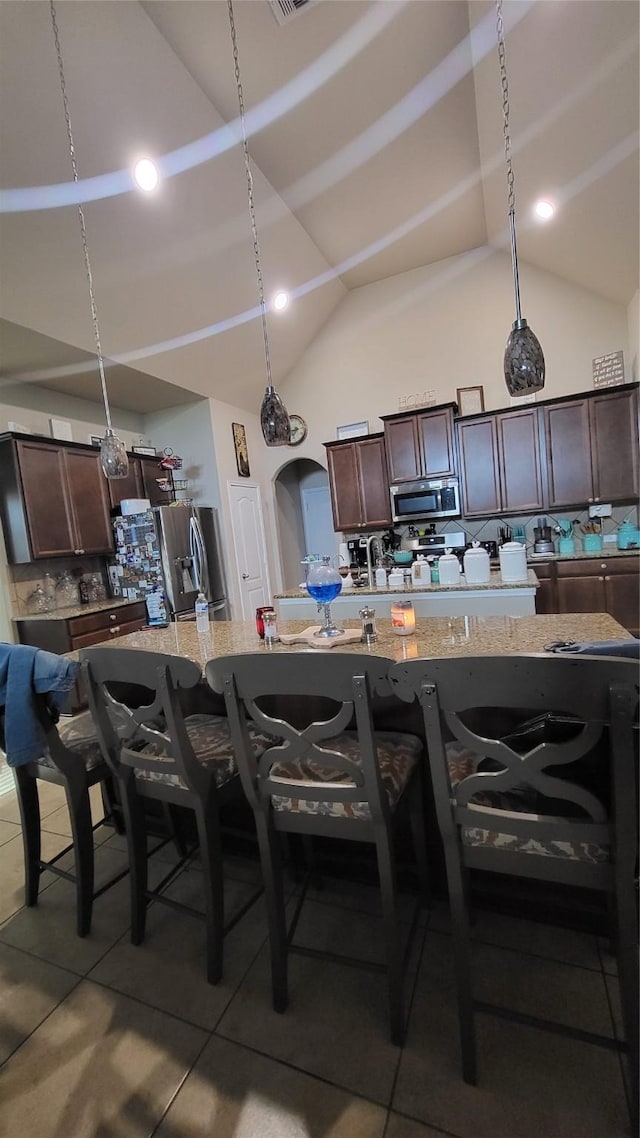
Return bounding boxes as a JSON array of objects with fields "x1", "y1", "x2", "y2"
[{"x1": 288, "y1": 414, "x2": 308, "y2": 446}]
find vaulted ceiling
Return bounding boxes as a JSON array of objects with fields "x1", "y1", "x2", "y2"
[{"x1": 0, "y1": 1, "x2": 637, "y2": 414}]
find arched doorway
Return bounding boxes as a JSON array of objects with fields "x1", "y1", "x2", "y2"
[{"x1": 274, "y1": 458, "x2": 337, "y2": 589}]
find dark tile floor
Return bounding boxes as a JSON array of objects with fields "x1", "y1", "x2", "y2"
[{"x1": 0, "y1": 778, "x2": 632, "y2": 1138}]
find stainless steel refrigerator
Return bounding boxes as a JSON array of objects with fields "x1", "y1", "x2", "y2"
[{"x1": 110, "y1": 505, "x2": 229, "y2": 621}]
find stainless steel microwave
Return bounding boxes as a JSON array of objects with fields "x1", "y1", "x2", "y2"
[{"x1": 390, "y1": 477, "x2": 461, "y2": 523}]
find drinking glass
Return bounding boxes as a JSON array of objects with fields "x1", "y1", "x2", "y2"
[{"x1": 306, "y1": 555, "x2": 343, "y2": 638}]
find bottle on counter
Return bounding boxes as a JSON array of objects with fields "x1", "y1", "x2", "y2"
[
  {"x1": 359, "y1": 605, "x2": 377, "y2": 644},
  {"x1": 263, "y1": 610, "x2": 279, "y2": 644},
  {"x1": 375, "y1": 566, "x2": 387, "y2": 588},
  {"x1": 388, "y1": 568, "x2": 405, "y2": 589},
  {"x1": 410, "y1": 555, "x2": 428, "y2": 588},
  {"x1": 42, "y1": 571, "x2": 56, "y2": 608},
  {"x1": 78, "y1": 577, "x2": 90, "y2": 604},
  {"x1": 195, "y1": 591, "x2": 209, "y2": 633}
]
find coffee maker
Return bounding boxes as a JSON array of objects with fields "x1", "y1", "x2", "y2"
[{"x1": 346, "y1": 538, "x2": 369, "y2": 576}]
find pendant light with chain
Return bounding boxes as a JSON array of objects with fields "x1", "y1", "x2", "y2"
[
  {"x1": 226, "y1": 0, "x2": 291, "y2": 446},
  {"x1": 497, "y1": 0, "x2": 545, "y2": 396},
  {"x1": 49, "y1": 1, "x2": 129, "y2": 478}
]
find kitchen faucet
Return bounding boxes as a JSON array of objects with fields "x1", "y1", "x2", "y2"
[{"x1": 363, "y1": 534, "x2": 383, "y2": 588}]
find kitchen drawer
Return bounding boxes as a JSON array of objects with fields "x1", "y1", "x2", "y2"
[
  {"x1": 70, "y1": 616, "x2": 147, "y2": 650},
  {"x1": 67, "y1": 602, "x2": 146, "y2": 638},
  {"x1": 556, "y1": 557, "x2": 639, "y2": 578}
]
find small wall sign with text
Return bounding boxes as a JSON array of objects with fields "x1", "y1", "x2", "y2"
[
  {"x1": 398, "y1": 390, "x2": 436, "y2": 412},
  {"x1": 592, "y1": 350, "x2": 624, "y2": 388},
  {"x1": 132, "y1": 446, "x2": 157, "y2": 456}
]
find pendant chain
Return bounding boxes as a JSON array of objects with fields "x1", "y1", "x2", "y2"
[
  {"x1": 227, "y1": 0, "x2": 273, "y2": 390},
  {"x1": 496, "y1": 0, "x2": 515, "y2": 217},
  {"x1": 49, "y1": 0, "x2": 112, "y2": 430}
]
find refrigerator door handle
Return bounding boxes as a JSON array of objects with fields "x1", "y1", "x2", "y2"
[{"x1": 190, "y1": 515, "x2": 210, "y2": 596}]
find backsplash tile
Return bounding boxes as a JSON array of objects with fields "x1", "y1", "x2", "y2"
[{"x1": 8, "y1": 556, "x2": 108, "y2": 616}]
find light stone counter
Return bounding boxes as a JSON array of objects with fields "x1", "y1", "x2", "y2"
[
  {"x1": 70, "y1": 612, "x2": 630, "y2": 671},
  {"x1": 275, "y1": 570, "x2": 539, "y2": 620},
  {"x1": 528, "y1": 548, "x2": 640, "y2": 563},
  {"x1": 14, "y1": 597, "x2": 142, "y2": 623}
]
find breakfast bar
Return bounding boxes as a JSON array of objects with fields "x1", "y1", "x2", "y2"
[{"x1": 77, "y1": 610, "x2": 631, "y2": 669}]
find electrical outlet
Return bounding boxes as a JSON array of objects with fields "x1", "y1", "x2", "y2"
[{"x1": 588, "y1": 503, "x2": 612, "y2": 517}]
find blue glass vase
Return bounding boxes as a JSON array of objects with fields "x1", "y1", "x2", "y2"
[{"x1": 306, "y1": 556, "x2": 343, "y2": 638}]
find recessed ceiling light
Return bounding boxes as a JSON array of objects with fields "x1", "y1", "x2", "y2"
[
  {"x1": 273, "y1": 291, "x2": 289, "y2": 311},
  {"x1": 534, "y1": 199, "x2": 555, "y2": 221},
  {"x1": 133, "y1": 158, "x2": 159, "y2": 192}
]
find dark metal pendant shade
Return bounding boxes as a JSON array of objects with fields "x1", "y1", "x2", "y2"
[
  {"x1": 260, "y1": 386, "x2": 291, "y2": 446},
  {"x1": 504, "y1": 319, "x2": 546, "y2": 396}
]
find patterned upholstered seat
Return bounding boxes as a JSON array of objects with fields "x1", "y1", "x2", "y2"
[
  {"x1": 134, "y1": 712, "x2": 273, "y2": 791},
  {"x1": 37, "y1": 710, "x2": 104, "y2": 773},
  {"x1": 446, "y1": 743, "x2": 611, "y2": 864},
  {"x1": 270, "y1": 729, "x2": 421, "y2": 820}
]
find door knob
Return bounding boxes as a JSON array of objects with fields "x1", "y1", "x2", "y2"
[{"x1": 242, "y1": 572, "x2": 249, "y2": 580}]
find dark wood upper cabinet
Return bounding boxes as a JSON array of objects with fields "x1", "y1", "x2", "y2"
[
  {"x1": 589, "y1": 387, "x2": 639, "y2": 502},
  {"x1": 325, "y1": 434, "x2": 391, "y2": 532},
  {"x1": 14, "y1": 440, "x2": 77, "y2": 558},
  {"x1": 107, "y1": 460, "x2": 144, "y2": 509},
  {"x1": 458, "y1": 408, "x2": 544, "y2": 518},
  {"x1": 64, "y1": 448, "x2": 113, "y2": 554},
  {"x1": 544, "y1": 399, "x2": 594, "y2": 508},
  {"x1": 544, "y1": 386, "x2": 638, "y2": 508},
  {"x1": 139, "y1": 458, "x2": 168, "y2": 506},
  {"x1": 383, "y1": 406, "x2": 456, "y2": 483},
  {"x1": 496, "y1": 408, "x2": 545, "y2": 514},
  {"x1": 457, "y1": 416, "x2": 501, "y2": 517},
  {"x1": 0, "y1": 438, "x2": 113, "y2": 562}
]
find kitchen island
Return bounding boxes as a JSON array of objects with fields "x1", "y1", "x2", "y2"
[
  {"x1": 72, "y1": 611, "x2": 630, "y2": 670},
  {"x1": 275, "y1": 569, "x2": 540, "y2": 620}
]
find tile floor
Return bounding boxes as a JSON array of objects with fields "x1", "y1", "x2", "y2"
[{"x1": 0, "y1": 777, "x2": 633, "y2": 1138}]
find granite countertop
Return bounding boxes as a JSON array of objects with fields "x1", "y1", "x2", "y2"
[
  {"x1": 527, "y1": 547, "x2": 639, "y2": 562},
  {"x1": 276, "y1": 569, "x2": 539, "y2": 600},
  {"x1": 67, "y1": 612, "x2": 630, "y2": 670},
  {"x1": 13, "y1": 597, "x2": 141, "y2": 623}
]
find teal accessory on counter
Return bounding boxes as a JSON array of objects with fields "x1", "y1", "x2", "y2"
[
  {"x1": 582, "y1": 534, "x2": 603, "y2": 553},
  {"x1": 512, "y1": 525, "x2": 526, "y2": 543},
  {"x1": 558, "y1": 537, "x2": 575, "y2": 555},
  {"x1": 617, "y1": 521, "x2": 640, "y2": 550},
  {"x1": 430, "y1": 562, "x2": 440, "y2": 584}
]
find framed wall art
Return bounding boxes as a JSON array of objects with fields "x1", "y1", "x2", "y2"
[
  {"x1": 456, "y1": 386, "x2": 485, "y2": 416},
  {"x1": 336, "y1": 420, "x2": 369, "y2": 441},
  {"x1": 232, "y1": 422, "x2": 250, "y2": 477}
]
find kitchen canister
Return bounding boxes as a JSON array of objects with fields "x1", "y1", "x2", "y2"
[
  {"x1": 388, "y1": 568, "x2": 405, "y2": 589},
  {"x1": 582, "y1": 534, "x2": 603, "y2": 554},
  {"x1": 558, "y1": 537, "x2": 575, "y2": 555},
  {"x1": 463, "y1": 542, "x2": 491, "y2": 585},
  {"x1": 410, "y1": 555, "x2": 429, "y2": 588},
  {"x1": 438, "y1": 549, "x2": 462, "y2": 586},
  {"x1": 498, "y1": 541, "x2": 528, "y2": 582},
  {"x1": 617, "y1": 521, "x2": 639, "y2": 550}
]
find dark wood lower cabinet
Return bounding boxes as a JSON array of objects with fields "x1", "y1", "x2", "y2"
[
  {"x1": 531, "y1": 561, "x2": 555, "y2": 615},
  {"x1": 15, "y1": 601, "x2": 148, "y2": 709},
  {"x1": 551, "y1": 556, "x2": 639, "y2": 636}
]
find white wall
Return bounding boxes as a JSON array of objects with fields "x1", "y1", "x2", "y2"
[
  {"x1": 144, "y1": 399, "x2": 221, "y2": 508},
  {"x1": 627, "y1": 290, "x2": 639, "y2": 383},
  {"x1": 267, "y1": 248, "x2": 629, "y2": 471},
  {"x1": 0, "y1": 384, "x2": 143, "y2": 446}
]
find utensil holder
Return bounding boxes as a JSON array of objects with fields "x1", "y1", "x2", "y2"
[
  {"x1": 558, "y1": 537, "x2": 575, "y2": 555},
  {"x1": 582, "y1": 534, "x2": 602, "y2": 553}
]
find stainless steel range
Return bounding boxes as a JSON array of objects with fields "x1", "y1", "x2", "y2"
[{"x1": 400, "y1": 530, "x2": 467, "y2": 563}]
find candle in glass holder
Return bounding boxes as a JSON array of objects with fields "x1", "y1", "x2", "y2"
[{"x1": 391, "y1": 599, "x2": 416, "y2": 635}]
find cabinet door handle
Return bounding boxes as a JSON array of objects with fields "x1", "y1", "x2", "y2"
[
  {"x1": 109, "y1": 625, "x2": 121, "y2": 634},
  {"x1": 594, "y1": 497, "x2": 600, "y2": 503},
  {"x1": 605, "y1": 576, "x2": 610, "y2": 581},
  {"x1": 600, "y1": 563, "x2": 607, "y2": 569},
  {"x1": 598, "y1": 576, "x2": 604, "y2": 582},
  {"x1": 588, "y1": 498, "x2": 593, "y2": 503},
  {"x1": 109, "y1": 613, "x2": 117, "y2": 621}
]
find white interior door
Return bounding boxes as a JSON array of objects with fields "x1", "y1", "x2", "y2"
[
  {"x1": 301, "y1": 485, "x2": 338, "y2": 565},
  {"x1": 227, "y1": 481, "x2": 272, "y2": 619}
]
